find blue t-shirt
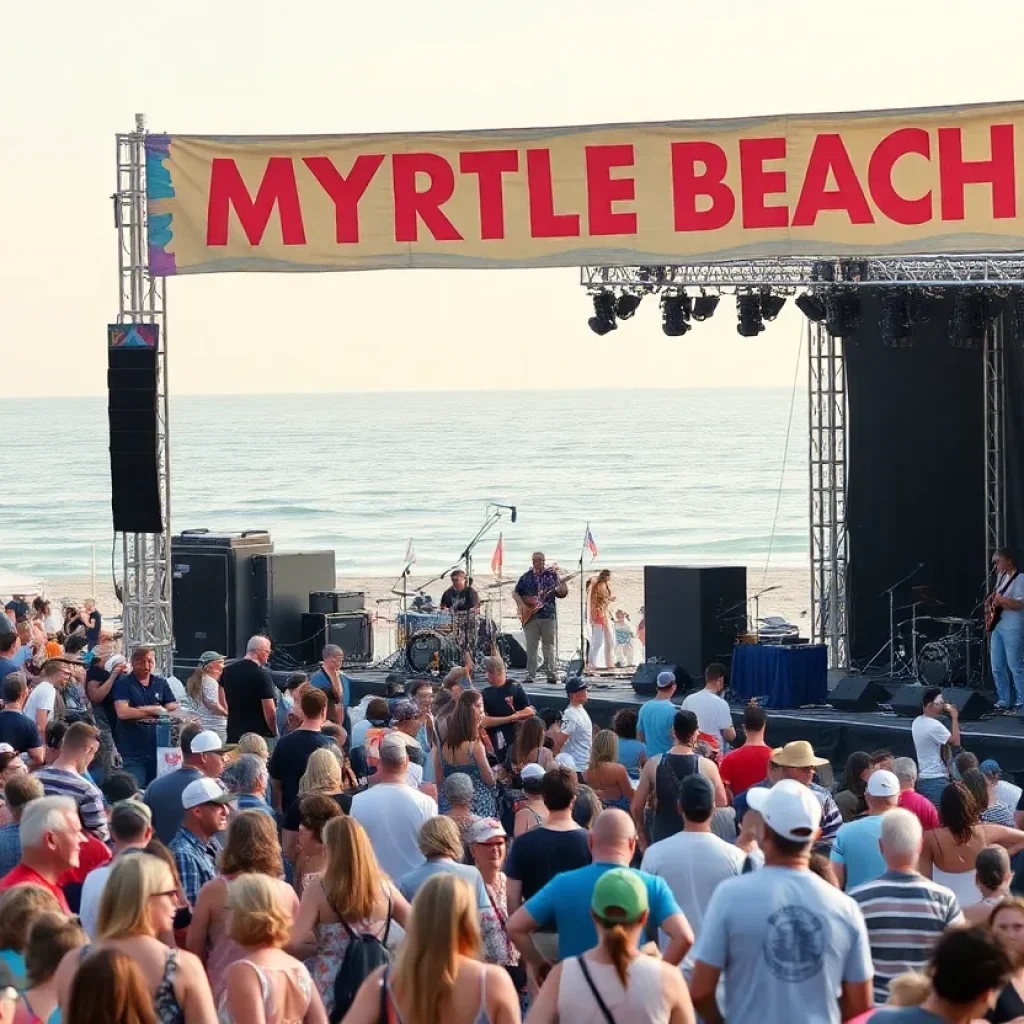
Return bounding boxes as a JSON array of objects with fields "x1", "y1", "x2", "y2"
[
  {"x1": 525, "y1": 862, "x2": 681, "y2": 960},
  {"x1": 830, "y1": 814, "x2": 886, "y2": 891},
  {"x1": 636, "y1": 699, "x2": 678, "y2": 758},
  {"x1": 308, "y1": 669, "x2": 350, "y2": 715},
  {"x1": 0, "y1": 658, "x2": 19, "y2": 686},
  {"x1": 111, "y1": 672, "x2": 177, "y2": 761},
  {"x1": 616, "y1": 737, "x2": 646, "y2": 775},
  {"x1": 692, "y1": 866, "x2": 873, "y2": 1024}
]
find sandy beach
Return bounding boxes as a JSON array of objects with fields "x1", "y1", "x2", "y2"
[{"x1": 37, "y1": 564, "x2": 812, "y2": 661}]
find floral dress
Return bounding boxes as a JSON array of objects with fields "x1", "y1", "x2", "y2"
[{"x1": 438, "y1": 756, "x2": 496, "y2": 817}]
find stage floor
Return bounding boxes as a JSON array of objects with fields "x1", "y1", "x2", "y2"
[{"x1": 343, "y1": 666, "x2": 1024, "y2": 783}]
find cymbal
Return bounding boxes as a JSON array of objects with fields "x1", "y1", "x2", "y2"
[{"x1": 934, "y1": 616, "x2": 976, "y2": 625}]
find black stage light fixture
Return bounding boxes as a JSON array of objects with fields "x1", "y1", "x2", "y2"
[
  {"x1": 811, "y1": 261, "x2": 836, "y2": 283},
  {"x1": 615, "y1": 293, "x2": 642, "y2": 320},
  {"x1": 950, "y1": 288, "x2": 1000, "y2": 349},
  {"x1": 588, "y1": 291, "x2": 617, "y2": 336},
  {"x1": 691, "y1": 293, "x2": 720, "y2": 321},
  {"x1": 759, "y1": 290, "x2": 787, "y2": 321},
  {"x1": 1010, "y1": 291, "x2": 1024, "y2": 346},
  {"x1": 881, "y1": 291, "x2": 912, "y2": 347},
  {"x1": 824, "y1": 289, "x2": 862, "y2": 338},
  {"x1": 795, "y1": 292, "x2": 827, "y2": 322},
  {"x1": 736, "y1": 293, "x2": 764, "y2": 337},
  {"x1": 661, "y1": 293, "x2": 692, "y2": 337}
]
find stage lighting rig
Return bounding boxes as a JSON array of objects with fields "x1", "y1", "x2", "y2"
[
  {"x1": 950, "y1": 288, "x2": 1001, "y2": 349},
  {"x1": 795, "y1": 292, "x2": 827, "y2": 322},
  {"x1": 880, "y1": 291, "x2": 912, "y2": 347},
  {"x1": 661, "y1": 293, "x2": 692, "y2": 337},
  {"x1": 615, "y1": 293, "x2": 642, "y2": 320},
  {"x1": 691, "y1": 292, "x2": 720, "y2": 321},
  {"x1": 824, "y1": 289, "x2": 862, "y2": 338},
  {"x1": 588, "y1": 291, "x2": 617, "y2": 336},
  {"x1": 736, "y1": 293, "x2": 764, "y2": 337},
  {"x1": 759, "y1": 289, "x2": 787, "y2": 321}
]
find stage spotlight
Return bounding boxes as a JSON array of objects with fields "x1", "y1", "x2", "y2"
[
  {"x1": 795, "y1": 292, "x2": 827, "y2": 322},
  {"x1": 615, "y1": 293, "x2": 642, "y2": 320},
  {"x1": 661, "y1": 293, "x2": 692, "y2": 337},
  {"x1": 691, "y1": 293, "x2": 720, "y2": 321},
  {"x1": 736, "y1": 293, "x2": 764, "y2": 337},
  {"x1": 881, "y1": 292, "x2": 912, "y2": 347},
  {"x1": 950, "y1": 288, "x2": 1000, "y2": 349},
  {"x1": 588, "y1": 292, "x2": 617, "y2": 336},
  {"x1": 759, "y1": 290, "x2": 787, "y2": 321},
  {"x1": 824, "y1": 289, "x2": 862, "y2": 337}
]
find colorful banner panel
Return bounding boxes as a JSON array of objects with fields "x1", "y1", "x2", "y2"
[{"x1": 146, "y1": 101, "x2": 1024, "y2": 275}]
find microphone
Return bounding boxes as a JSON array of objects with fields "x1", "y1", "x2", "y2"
[{"x1": 510, "y1": 506, "x2": 517, "y2": 523}]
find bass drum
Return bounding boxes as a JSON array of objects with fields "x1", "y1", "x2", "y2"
[
  {"x1": 406, "y1": 629, "x2": 460, "y2": 675},
  {"x1": 918, "y1": 642, "x2": 954, "y2": 687}
]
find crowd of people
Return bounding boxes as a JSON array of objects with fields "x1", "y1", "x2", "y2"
[{"x1": 4, "y1": 598, "x2": 1024, "y2": 1023}]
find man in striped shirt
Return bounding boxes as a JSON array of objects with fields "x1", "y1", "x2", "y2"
[
  {"x1": 772, "y1": 741, "x2": 844, "y2": 852},
  {"x1": 850, "y1": 807, "x2": 963, "y2": 1005},
  {"x1": 33, "y1": 722, "x2": 109, "y2": 843}
]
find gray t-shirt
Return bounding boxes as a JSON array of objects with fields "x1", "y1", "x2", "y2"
[
  {"x1": 693, "y1": 866, "x2": 873, "y2": 1024},
  {"x1": 995, "y1": 573, "x2": 1024, "y2": 633}
]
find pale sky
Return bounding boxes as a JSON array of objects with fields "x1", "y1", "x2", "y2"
[{"x1": 3, "y1": 0, "x2": 1022, "y2": 397}]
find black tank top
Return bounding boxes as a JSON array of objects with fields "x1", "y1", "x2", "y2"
[{"x1": 651, "y1": 752, "x2": 699, "y2": 842}]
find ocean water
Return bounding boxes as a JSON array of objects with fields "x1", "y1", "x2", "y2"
[{"x1": 0, "y1": 390, "x2": 808, "y2": 578}]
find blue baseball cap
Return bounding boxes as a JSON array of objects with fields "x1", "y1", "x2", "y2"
[
  {"x1": 565, "y1": 677, "x2": 588, "y2": 695},
  {"x1": 656, "y1": 671, "x2": 676, "y2": 688},
  {"x1": 980, "y1": 759, "x2": 1002, "y2": 777}
]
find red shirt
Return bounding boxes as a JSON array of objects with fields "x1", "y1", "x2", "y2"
[
  {"x1": 719, "y1": 743, "x2": 773, "y2": 797},
  {"x1": 59, "y1": 833, "x2": 111, "y2": 886},
  {"x1": 0, "y1": 864, "x2": 70, "y2": 913},
  {"x1": 899, "y1": 789, "x2": 940, "y2": 831}
]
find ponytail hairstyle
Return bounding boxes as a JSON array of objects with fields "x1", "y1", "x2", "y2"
[{"x1": 599, "y1": 918, "x2": 633, "y2": 987}]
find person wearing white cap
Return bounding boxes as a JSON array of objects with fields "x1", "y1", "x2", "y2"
[
  {"x1": 690, "y1": 779, "x2": 874, "y2": 1024},
  {"x1": 514, "y1": 762, "x2": 549, "y2": 836},
  {"x1": 168, "y1": 775, "x2": 234, "y2": 905},
  {"x1": 144, "y1": 722, "x2": 237, "y2": 845},
  {"x1": 830, "y1": 769, "x2": 901, "y2": 891},
  {"x1": 636, "y1": 671, "x2": 678, "y2": 759}
]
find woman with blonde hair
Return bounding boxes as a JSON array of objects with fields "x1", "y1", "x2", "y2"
[
  {"x1": 583, "y1": 731, "x2": 634, "y2": 811},
  {"x1": 218, "y1": 875, "x2": 327, "y2": 1024},
  {"x1": 529, "y1": 868, "x2": 693, "y2": 1023},
  {"x1": 586, "y1": 570, "x2": 615, "y2": 672},
  {"x1": 436, "y1": 690, "x2": 496, "y2": 818},
  {"x1": 237, "y1": 734, "x2": 270, "y2": 762},
  {"x1": 282, "y1": 749, "x2": 351, "y2": 867},
  {"x1": 288, "y1": 816, "x2": 409, "y2": 1020},
  {"x1": 184, "y1": 652, "x2": 227, "y2": 741},
  {"x1": 64, "y1": 949, "x2": 157, "y2": 1024},
  {"x1": 53, "y1": 852, "x2": 217, "y2": 1024},
  {"x1": 16, "y1": 911, "x2": 86, "y2": 1024},
  {"x1": 186, "y1": 811, "x2": 300, "y2": 1000},
  {"x1": 342, "y1": 873, "x2": 520, "y2": 1024}
]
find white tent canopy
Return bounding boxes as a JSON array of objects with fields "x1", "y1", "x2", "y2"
[{"x1": 0, "y1": 568, "x2": 43, "y2": 595}]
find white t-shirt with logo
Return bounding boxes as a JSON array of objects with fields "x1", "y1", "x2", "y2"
[
  {"x1": 911, "y1": 715, "x2": 951, "y2": 780},
  {"x1": 559, "y1": 704, "x2": 593, "y2": 771},
  {"x1": 681, "y1": 689, "x2": 734, "y2": 749}
]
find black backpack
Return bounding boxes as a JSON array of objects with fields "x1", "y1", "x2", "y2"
[{"x1": 329, "y1": 895, "x2": 393, "y2": 1023}]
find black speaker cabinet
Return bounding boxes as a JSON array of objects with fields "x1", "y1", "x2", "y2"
[
  {"x1": 889, "y1": 684, "x2": 993, "y2": 722},
  {"x1": 171, "y1": 530, "x2": 274, "y2": 670},
  {"x1": 643, "y1": 566, "x2": 747, "y2": 684},
  {"x1": 250, "y1": 551, "x2": 336, "y2": 649},
  {"x1": 300, "y1": 612, "x2": 373, "y2": 665},
  {"x1": 632, "y1": 662, "x2": 690, "y2": 696},
  {"x1": 309, "y1": 590, "x2": 365, "y2": 614},
  {"x1": 829, "y1": 677, "x2": 893, "y2": 713},
  {"x1": 497, "y1": 633, "x2": 527, "y2": 670}
]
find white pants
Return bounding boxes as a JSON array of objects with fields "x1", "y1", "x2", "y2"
[
  {"x1": 614, "y1": 638, "x2": 636, "y2": 667},
  {"x1": 588, "y1": 622, "x2": 615, "y2": 668}
]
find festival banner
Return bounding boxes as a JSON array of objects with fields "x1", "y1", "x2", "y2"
[{"x1": 146, "y1": 100, "x2": 1024, "y2": 276}]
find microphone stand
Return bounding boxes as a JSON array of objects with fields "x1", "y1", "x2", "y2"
[
  {"x1": 862, "y1": 563, "x2": 924, "y2": 678},
  {"x1": 749, "y1": 585, "x2": 780, "y2": 641},
  {"x1": 579, "y1": 524, "x2": 589, "y2": 671}
]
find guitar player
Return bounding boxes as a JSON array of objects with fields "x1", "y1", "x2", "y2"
[
  {"x1": 990, "y1": 547, "x2": 1024, "y2": 711},
  {"x1": 513, "y1": 551, "x2": 569, "y2": 683}
]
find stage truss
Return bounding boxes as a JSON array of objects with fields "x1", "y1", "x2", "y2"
[
  {"x1": 115, "y1": 116, "x2": 172, "y2": 674},
  {"x1": 582, "y1": 259, "x2": 1023, "y2": 669}
]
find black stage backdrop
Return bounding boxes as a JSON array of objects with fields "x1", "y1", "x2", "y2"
[
  {"x1": 846, "y1": 289, "x2": 986, "y2": 663},
  {"x1": 1003, "y1": 311, "x2": 1024, "y2": 557}
]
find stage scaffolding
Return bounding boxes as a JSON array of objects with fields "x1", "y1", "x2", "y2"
[
  {"x1": 114, "y1": 115, "x2": 172, "y2": 675},
  {"x1": 581, "y1": 259, "x2": 1023, "y2": 669}
]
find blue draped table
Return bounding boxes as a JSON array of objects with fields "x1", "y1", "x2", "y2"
[{"x1": 731, "y1": 643, "x2": 828, "y2": 708}]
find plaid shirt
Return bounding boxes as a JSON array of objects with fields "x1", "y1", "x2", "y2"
[{"x1": 168, "y1": 826, "x2": 218, "y2": 905}]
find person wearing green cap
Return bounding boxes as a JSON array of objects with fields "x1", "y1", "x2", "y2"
[{"x1": 528, "y1": 867, "x2": 695, "y2": 1023}]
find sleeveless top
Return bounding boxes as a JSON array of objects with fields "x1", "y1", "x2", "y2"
[
  {"x1": 217, "y1": 959, "x2": 313, "y2": 1024},
  {"x1": 438, "y1": 752, "x2": 496, "y2": 817},
  {"x1": 80, "y1": 945, "x2": 182, "y2": 1024},
  {"x1": 557, "y1": 954, "x2": 668, "y2": 1024},
  {"x1": 651, "y1": 753, "x2": 699, "y2": 842},
  {"x1": 384, "y1": 967, "x2": 490, "y2": 1024}
]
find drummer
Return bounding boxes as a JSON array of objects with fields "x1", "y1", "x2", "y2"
[{"x1": 440, "y1": 569, "x2": 481, "y2": 616}]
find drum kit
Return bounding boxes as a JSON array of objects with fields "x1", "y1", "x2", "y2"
[{"x1": 400, "y1": 594, "x2": 504, "y2": 677}]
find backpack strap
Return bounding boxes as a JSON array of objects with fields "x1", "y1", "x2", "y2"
[
  {"x1": 323, "y1": 881, "x2": 358, "y2": 940},
  {"x1": 575, "y1": 956, "x2": 616, "y2": 1024}
]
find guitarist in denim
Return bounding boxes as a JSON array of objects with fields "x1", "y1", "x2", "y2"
[
  {"x1": 513, "y1": 553, "x2": 569, "y2": 684},
  {"x1": 989, "y1": 547, "x2": 1024, "y2": 711}
]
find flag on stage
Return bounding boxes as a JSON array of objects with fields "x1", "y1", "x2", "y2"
[
  {"x1": 404, "y1": 538, "x2": 416, "y2": 566},
  {"x1": 491, "y1": 533, "x2": 504, "y2": 576},
  {"x1": 585, "y1": 527, "x2": 599, "y2": 562}
]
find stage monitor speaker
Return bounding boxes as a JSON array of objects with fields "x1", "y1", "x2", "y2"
[
  {"x1": 300, "y1": 612, "x2": 373, "y2": 665},
  {"x1": 171, "y1": 530, "x2": 274, "y2": 669},
  {"x1": 309, "y1": 590, "x2": 365, "y2": 615},
  {"x1": 889, "y1": 685, "x2": 926, "y2": 718},
  {"x1": 643, "y1": 566, "x2": 747, "y2": 684},
  {"x1": 107, "y1": 341, "x2": 161, "y2": 534},
  {"x1": 829, "y1": 677, "x2": 893, "y2": 713},
  {"x1": 250, "y1": 551, "x2": 336, "y2": 649},
  {"x1": 632, "y1": 662, "x2": 690, "y2": 697},
  {"x1": 497, "y1": 633, "x2": 527, "y2": 670},
  {"x1": 942, "y1": 687, "x2": 994, "y2": 722}
]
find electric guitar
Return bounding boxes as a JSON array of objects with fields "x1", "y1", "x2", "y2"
[
  {"x1": 986, "y1": 571, "x2": 1020, "y2": 633},
  {"x1": 516, "y1": 571, "x2": 580, "y2": 625}
]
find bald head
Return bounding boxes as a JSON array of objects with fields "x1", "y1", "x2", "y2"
[{"x1": 589, "y1": 809, "x2": 636, "y2": 864}]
